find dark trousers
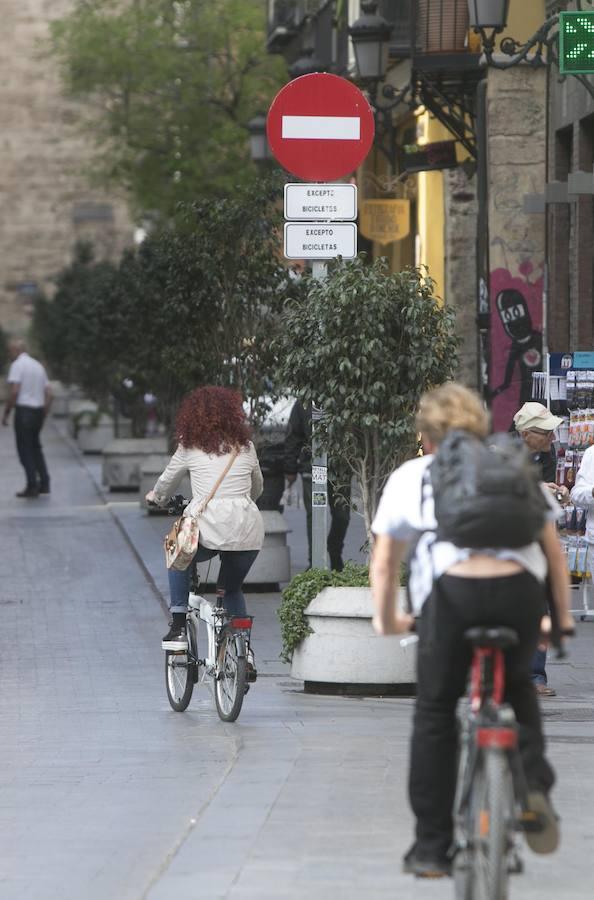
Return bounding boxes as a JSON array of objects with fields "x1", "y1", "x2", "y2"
[
  {"x1": 14, "y1": 406, "x2": 50, "y2": 491},
  {"x1": 531, "y1": 646, "x2": 548, "y2": 685},
  {"x1": 168, "y1": 545, "x2": 259, "y2": 615},
  {"x1": 302, "y1": 475, "x2": 351, "y2": 570},
  {"x1": 410, "y1": 572, "x2": 555, "y2": 860}
]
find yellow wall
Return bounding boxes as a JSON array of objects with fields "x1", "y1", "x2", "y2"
[
  {"x1": 506, "y1": 0, "x2": 546, "y2": 44},
  {"x1": 416, "y1": 111, "x2": 449, "y2": 303}
]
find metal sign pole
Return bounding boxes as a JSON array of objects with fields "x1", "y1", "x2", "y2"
[{"x1": 311, "y1": 260, "x2": 328, "y2": 570}]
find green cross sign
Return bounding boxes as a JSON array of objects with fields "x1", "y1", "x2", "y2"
[{"x1": 560, "y1": 12, "x2": 594, "y2": 74}]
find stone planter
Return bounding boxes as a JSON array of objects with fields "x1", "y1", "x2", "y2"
[
  {"x1": 77, "y1": 414, "x2": 132, "y2": 454},
  {"x1": 49, "y1": 381, "x2": 70, "y2": 418},
  {"x1": 140, "y1": 455, "x2": 191, "y2": 512},
  {"x1": 291, "y1": 586, "x2": 416, "y2": 694},
  {"x1": 102, "y1": 437, "x2": 168, "y2": 491},
  {"x1": 195, "y1": 510, "x2": 291, "y2": 587},
  {"x1": 68, "y1": 400, "x2": 98, "y2": 438}
]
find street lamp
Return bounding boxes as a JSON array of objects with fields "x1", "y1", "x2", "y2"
[
  {"x1": 348, "y1": 0, "x2": 392, "y2": 82},
  {"x1": 348, "y1": 1, "x2": 412, "y2": 170},
  {"x1": 288, "y1": 47, "x2": 326, "y2": 79},
  {"x1": 467, "y1": 0, "x2": 509, "y2": 31},
  {"x1": 247, "y1": 114, "x2": 270, "y2": 163}
]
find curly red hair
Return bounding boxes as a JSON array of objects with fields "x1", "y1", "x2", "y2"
[{"x1": 175, "y1": 386, "x2": 251, "y2": 454}]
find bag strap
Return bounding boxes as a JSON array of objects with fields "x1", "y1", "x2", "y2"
[{"x1": 197, "y1": 448, "x2": 240, "y2": 513}]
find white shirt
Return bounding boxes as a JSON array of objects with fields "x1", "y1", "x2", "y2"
[
  {"x1": 372, "y1": 454, "x2": 559, "y2": 614},
  {"x1": 570, "y1": 444, "x2": 594, "y2": 544},
  {"x1": 7, "y1": 353, "x2": 49, "y2": 408},
  {"x1": 153, "y1": 442, "x2": 264, "y2": 551}
]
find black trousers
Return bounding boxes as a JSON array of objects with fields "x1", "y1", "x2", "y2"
[
  {"x1": 410, "y1": 571, "x2": 555, "y2": 860},
  {"x1": 302, "y1": 475, "x2": 351, "y2": 570},
  {"x1": 14, "y1": 406, "x2": 50, "y2": 491}
]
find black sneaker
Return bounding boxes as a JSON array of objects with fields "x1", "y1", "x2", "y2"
[
  {"x1": 521, "y1": 792, "x2": 560, "y2": 854},
  {"x1": 402, "y1": 844, "x2": 451, "y2": 879},
  {"x1": 38, "y1": 485, "x2": 50, "y2": 495},
  {"x1": 162, "y1": 624, "x2": 188, "y2": 651},
  {"x1": 246, "y1": 648, "x2": 258, "y2": 682},
  {"x1": 16, "y1": 488, "x2": 39, "y2": 498}
]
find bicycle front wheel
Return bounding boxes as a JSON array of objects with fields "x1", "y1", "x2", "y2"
[
  {"x1": 214, "y1": 633, "x2": 247, "y2": 722},
  {"x1": 471, "y1": 751, "x2": 513, "y2": 900},
  {"x1": 165, "y1": 651, "x2": 194, "y2": 712}
]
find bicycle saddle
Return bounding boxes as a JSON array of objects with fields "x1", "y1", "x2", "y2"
[{"x1": 464, "y1": 627, "x2": 519, "y2": 649}]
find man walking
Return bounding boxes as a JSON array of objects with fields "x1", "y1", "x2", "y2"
[
  {"x1": 284, "y1": 399, "x2": 351, "y2": 571},
  {"x1": 2, "y1": 339, "x2": 52, "y2": 497},
  {"x1": 513, "y1": 402, "x2": 567, "y2": 697}
]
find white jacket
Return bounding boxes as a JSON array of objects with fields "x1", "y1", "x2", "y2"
[
  {"x1": 570, "y1": 444, "x2": 594, "y2": 544},
  {"x1": 153, "y1": 442, "x2": 264, "y2": 551}
]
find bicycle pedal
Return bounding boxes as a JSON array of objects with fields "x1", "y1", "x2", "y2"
[
  {"x1": 508, "y1": 852, "x2": 524, "y2": 875},
  {"x1": 517, "y1": 811, "x2": 545, "y2": 833}
]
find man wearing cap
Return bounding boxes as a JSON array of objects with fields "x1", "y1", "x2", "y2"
[{"x1": 514, "y1": 401, "x2": 567, "y2": 697}]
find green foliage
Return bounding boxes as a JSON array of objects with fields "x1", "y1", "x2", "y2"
[
  {"x1": 278, "y1": 562, "x2": 370, "y2": 663},
  {"x1": 275, "y1": 256, "x2": 459, "y2": 537},
  {"x1": 49, "y1": 0, "x2": 286, "y2": 218},
  {"x1": 32, "y1": 242, "x2": 132, "y2": 405},
  {"x1": 32, "y1": 178, "x2": 302, "y2": 432}
]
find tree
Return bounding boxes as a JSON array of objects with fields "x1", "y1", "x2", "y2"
[
  {"x1": 275, "y1": 257, "x2": 459, "y2": 540},
  {"x1": 120, "y1": 176, "x2": 302, "y2": 430},
  {"x1": 49, "y1": 0, "x2": 286, "y2": 218},
  {"x1": 33, "y1": 178, "x2": 302, "y2": 435}
]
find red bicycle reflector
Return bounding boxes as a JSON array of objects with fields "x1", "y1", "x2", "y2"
[
  {"x1": 476, "y1": 728, "x2": 517, "y2": 750},
  {"x1": 231, "y1": 617, "x2": 252, "y2": 630}
]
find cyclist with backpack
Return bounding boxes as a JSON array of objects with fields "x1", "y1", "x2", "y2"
[{"x1": 370, "y1": 383, "x2": 573, "y2": 878}]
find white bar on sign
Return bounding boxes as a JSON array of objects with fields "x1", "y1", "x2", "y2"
[
  {"x1": 281, "y1": 115, "x2": 360, "y2": 141},
  {"x1": 284, "y1": 222, "x2": 357, "y2": 260}
]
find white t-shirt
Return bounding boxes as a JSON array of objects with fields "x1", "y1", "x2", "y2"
[
  {"x1": 371, "y1": 454, "x2": 560, "y2": 614},
  {"x1": 7, "y1": 353, "x2": 49, "y2": 408}
]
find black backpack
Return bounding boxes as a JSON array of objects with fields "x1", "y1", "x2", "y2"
[{"x1": 430, "y1": 430, "x2": 548, "y2": 549}]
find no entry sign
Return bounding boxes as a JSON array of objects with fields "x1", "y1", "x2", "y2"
[{"x1": 266, "y1": 73, "x2": 375, "y2": 182}]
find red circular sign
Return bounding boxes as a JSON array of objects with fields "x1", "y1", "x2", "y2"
[{"x1": 266, "y1": 73, "x2": 375, "y2": 182}]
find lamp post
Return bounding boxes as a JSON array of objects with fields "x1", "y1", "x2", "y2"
[
  {"x1": 468, "y1": 0, "x2": 594, "y2": 89},
  {"x1": 348, "y1": 1, "x2": 411, "y2": 170},
  {"x1": 348, "y1": 0, "x2": 393, "y2": 82},
  {"x1": 288, "y1": 46, "x2": 326, "y2": 79},
  {"x1": 247, "y1": 114, "x2": 271, "y2": 163}
]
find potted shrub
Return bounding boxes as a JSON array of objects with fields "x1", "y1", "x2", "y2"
[{"x1": 274, "y1": 256, "x2": 459, "y2": 687}]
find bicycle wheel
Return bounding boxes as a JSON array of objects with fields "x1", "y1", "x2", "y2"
[
  {"x1": 471, "y1": 751, "x2": 513, "y2": 900},
  {"x1": 165, "y1": 651, "x2": 194, "y2": 712},
  {"x1": 214, "y1": 633, "x2": 247, "y2": 722}
]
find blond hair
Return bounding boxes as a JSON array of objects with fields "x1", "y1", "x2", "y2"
[{"x1": 416, "y1": 383, "x2": 489, "y2": 445}]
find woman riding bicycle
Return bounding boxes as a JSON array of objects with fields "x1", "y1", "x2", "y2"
[
  {"x1": 370, "y1": 383, "x2": 573, "y2": 879},
  {"x1": 145, "y1": 386, "x2": 264, "y2": 653}
]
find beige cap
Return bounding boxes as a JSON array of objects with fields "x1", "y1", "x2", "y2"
[{"x1": 513, "y1": 402, "x2": 563, "y2": 432}]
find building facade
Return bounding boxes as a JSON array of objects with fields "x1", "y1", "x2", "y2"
[
  {"x1": 0, "y1": 1, "x2": 132, "y2": 336},
  {"x1": 266, "y1": 1, "x2": 557, "y2": 429}
]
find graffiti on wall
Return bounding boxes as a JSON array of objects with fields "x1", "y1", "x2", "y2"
[{"x1": 489, "y1": 258, "x2": 544, "y2": 432}]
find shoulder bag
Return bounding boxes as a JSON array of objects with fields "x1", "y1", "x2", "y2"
[{"x1": 164, "y1": 448, "x2": 239, "y2": 571}]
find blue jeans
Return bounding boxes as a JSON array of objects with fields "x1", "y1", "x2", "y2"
[
  {"x1": 531, "y1": 647, "x2": 547, "y2": 685},
  {"x1": 168, "y1": 546, "x2": 258, "y2": 616}
]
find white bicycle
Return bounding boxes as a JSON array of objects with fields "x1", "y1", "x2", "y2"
[{"x1": 165, "y1": 559, "x2": 255, "y2": 721}]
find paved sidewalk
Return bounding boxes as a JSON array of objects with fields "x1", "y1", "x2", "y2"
[{"x1": 0, "y1": 419, "x2": 593, "y2": 898}]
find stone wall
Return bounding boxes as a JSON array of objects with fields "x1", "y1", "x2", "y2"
[
  {"x1": 487, "y1": 66, "x2": 546, "y2": 431},
  {"x1": 443, "y1": 167, "x2": 479, "y2": 389},
  {"x1": 0, "y1": 1, "x2": 132, "y2": 336}
]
